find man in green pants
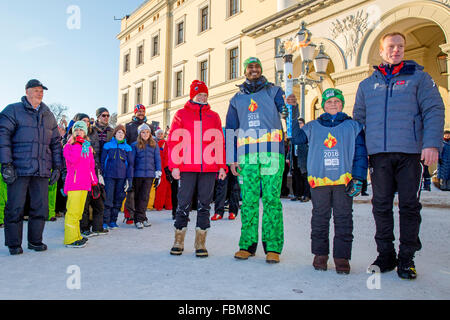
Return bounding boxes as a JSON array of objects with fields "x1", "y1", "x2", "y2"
[
  {"x1": 0, "y1": 168, "x2": 6, "y2": 227},
  {"x1": 225, "y1": 57, "x2": 292, "y2": 263},
  {"x1": 0, "y1": 166, "x2": 58, "y2": 223}
]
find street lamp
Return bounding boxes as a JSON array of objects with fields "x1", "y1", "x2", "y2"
[{"x1": 275, "y1": 21, "x2": 330, "y2": 122}]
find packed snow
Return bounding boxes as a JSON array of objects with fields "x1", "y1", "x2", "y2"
[{"x1": 0, "y1": 185, "x2": 449, "y2": 300}]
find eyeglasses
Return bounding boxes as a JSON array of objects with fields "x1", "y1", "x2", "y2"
[{"x1": 101, "y1": 114, "x2": 110, "y2": 118}]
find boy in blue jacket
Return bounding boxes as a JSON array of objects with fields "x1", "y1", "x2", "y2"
[
  {"x1": 290, "y1": 88, "x2": 368, "y2": 274},
  {"x1": 101, "y1": 124, "x2": 134, "y2": 230}
]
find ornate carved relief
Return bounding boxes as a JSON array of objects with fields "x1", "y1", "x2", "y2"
[
  {"x1": 331, "y1": 10, "x2": 369, "y2": 60},
  {"x1": 434, "y1": 0, "x2": 449, "y2": 8}
]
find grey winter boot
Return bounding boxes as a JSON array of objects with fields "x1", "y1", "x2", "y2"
[
  {"x1": 194, "y1": 228, "x2": 208, "y2": 258},
  {"x1": 170, "y1": 227, "x2": 187, "y2": 255}
]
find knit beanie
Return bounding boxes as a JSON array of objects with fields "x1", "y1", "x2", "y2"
[
  {"x1": 321, "y1": 88, "x2": 345, "y2": 109},
  {"x1": 134, "y1": 104, "x2": 146, "y2": 114},
  {"x1": 74, "y1": 113, "x2": 90, "y2": 122},
  {"x1": 243, "y1": 57, "x2": 263, "y2": 74},
  {"x1": 190, "y1": 80, "x2": 208, "y2": 100},
  {"x1": 138, "y1": 123, "x2": 151, "y2": 135},
  {"x1": 96, "y1": 107, "x2": 109, "y2": 118},
  {"x1": 73, "y1": 121, "x2": 88, "y2": 135}
]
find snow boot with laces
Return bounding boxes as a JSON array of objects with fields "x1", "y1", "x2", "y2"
[{"x1": 170, "y1": 227, "x2": 187, "y2": 255}]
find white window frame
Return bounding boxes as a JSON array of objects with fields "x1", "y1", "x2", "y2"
[
  {"x1": 198, "y1": 1, "x2": 211, "y2": 34},
  {"x1": 226, "y1": 0, "x2": 241, "y2": 19},
  {"x1": 135, "y1": 81, "x2": 144, "y2": 105},
  {"x1": 123, "y1": 49, "x2": 131, "y2": 74},
  {"x1": 151, "y1": 30, "x2": 160, "y2": 58},
  {"x1": 172, "y1": 62, "x2": 186, "y2": 98},
  {"x1": 136, "y1": 41, "x2": 145, "y2": 67},
  {"x1": 149, "y1": 76, "x2": 159, "y2": 105},
  {"x1": 121, "y1": 88, "x2": 130, "y2": 114},
  {"x1": 174, "y1": 15, "x2": 186, "y2": 47}
]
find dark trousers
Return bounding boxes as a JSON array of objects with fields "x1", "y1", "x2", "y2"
[
  {"x1": 310, "y1": 185, "x2": 353, "y2": 259},
  {"x1": 214, "y1": 169, "x2": 240, "y2": 216},
  {"x1": 214, "y1": 175, "x2": 228, "y2": 215},
  {"x1": 362, "y1": 179, "x2": 368, "y2": 194},
  {"x1": 281, "y1": 161, "x2": 290, "y2": 196},
  {"x1": 80, "y1": 191, "x2": 104, "y2": 232},
  {"x1": 55, "y1": 176, "x2": 67, "y2": 214},
  {"x1": 292, "y1": 171, "x2": 302, "y2": 198},
  {"x1": 369, "y1": 153, "x2": 423, "y2": 260},
  {"x1": 103, "y1": 177, "x2": 126, "y2": 224},
  {"x1": 124, "y1": 189, "x2": 135, "y2": 219},
  {"x1": 300, "y1": 172, "x2": 311, "y2": 198},
  {"x1": 133, "y1": 177, "x2": 153, "y2": 223},
  {"x1": 171, "y1": 179, "x2": 178, "y2": 218},
  {"x1": 4, "y1": 176, "x2": 49, "y2": 248},
  {"x1": 174, "y1": 172, "x2": 216, "y2": 230},
  {"x1": 227, "y1": 171, "x2": 240, "y2": 214}
]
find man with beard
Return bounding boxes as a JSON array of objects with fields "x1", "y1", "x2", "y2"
[{"x1": 226, "y1": 57, "x2": 292, "y2": 264}]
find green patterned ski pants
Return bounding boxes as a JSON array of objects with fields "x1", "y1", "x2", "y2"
[{"x1": 237, "y1": 152, "x2": 284, "y2": 254}]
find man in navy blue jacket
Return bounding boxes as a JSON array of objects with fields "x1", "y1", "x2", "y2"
[
  {"x1": 353, "y1": 32, "x2": 445, "y2": 280},
  {"x1": 0, "y1": 79, "x2": 62, "y2": 255}
]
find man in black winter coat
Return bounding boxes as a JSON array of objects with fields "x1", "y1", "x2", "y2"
[
  {"x1": 0, "y1": 79, "x2": 62, "y2": 255},
  {"x1": 125, "y1": 104, "x2": 152, "y2": 144}
]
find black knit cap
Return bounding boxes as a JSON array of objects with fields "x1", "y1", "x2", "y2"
[
  {"x1": 74, "y1": 113, "x2": 90, "y2": 121},
  {"x1": 96, "y1": 107, "x2": 109, "y2": 118}
]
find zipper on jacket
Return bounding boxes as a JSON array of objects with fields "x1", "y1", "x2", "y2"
[
  {"x1": 383, "y1": 80, "x2": 390, "y2": 152},
  {"x1": 74, "y1": 170, "x2": 77, "y2": 184},
  {"x1": 200, "y1": 105, "x2": 203, "y2": 172}
]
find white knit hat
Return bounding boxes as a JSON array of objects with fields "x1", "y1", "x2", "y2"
[{"x1": 138, "y1": 123, "x2": 151, "y2": 135}]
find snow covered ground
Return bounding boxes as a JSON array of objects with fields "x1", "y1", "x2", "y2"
[{"x1": 0, "y1": 186, "x2": 449, "y2": 300}]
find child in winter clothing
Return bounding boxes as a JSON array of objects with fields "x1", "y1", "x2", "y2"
[
  {"x1": 130, "y1": 123, "x2": 162, "y2": 229},
  {"x1": 291, "y1": 88, "x2": 368, "y2": 274},
  {"x1": 154, "y1": 129, "x2": 173, "y2": 211},
  {"x1": 63, "y1": 121, "x2": 98, "y2": 248},
  {"x1": 101, "y1": 124, "x2": 134, "y2": 230}
]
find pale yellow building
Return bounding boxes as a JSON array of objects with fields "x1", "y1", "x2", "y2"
[{"x1": 117, "y1": 0, "x2": 450, "y2": 131}]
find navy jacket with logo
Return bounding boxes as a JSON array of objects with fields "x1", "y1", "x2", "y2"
[{"x1": 353, "y1": 60, "x2": 444, "y2": 155}]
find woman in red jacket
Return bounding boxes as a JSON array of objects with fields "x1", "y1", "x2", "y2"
[{"x1": 168, "y1": 80, "x2": 227, "y2": 258}]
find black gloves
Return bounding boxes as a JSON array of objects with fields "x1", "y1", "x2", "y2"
[
  {"x1": 164, "y1": 167, "x2": 174, "y2": 184},
  {"x1": 1, "y1": 163, "x2": 17, "y2": 185},
  {"x1": 345, "y1": 179, "x2": 363, "y2": 197},
  {"x1": 49, "y1": 168, "x2": 61, "y2": 186}
]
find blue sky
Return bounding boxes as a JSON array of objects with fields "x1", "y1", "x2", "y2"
[{"x1": 0, "y1": 0, "x2": 145, "y2": 121}]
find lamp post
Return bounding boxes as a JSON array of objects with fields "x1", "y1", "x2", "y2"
[{"x1": 275, "y1": 21, "x2": 330, "y2": 123}]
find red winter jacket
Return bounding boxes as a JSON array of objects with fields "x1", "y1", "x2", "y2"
[
  {"x1": 168, "y1": 100, "x2": 227, "y2": 173},
  {"x1": 158, "y1": 139, "x2": 169, "y2": 169}
]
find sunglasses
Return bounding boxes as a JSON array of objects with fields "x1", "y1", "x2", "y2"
[{"x1": 101, "y1": 114, "x2": 110, "y2": 118}]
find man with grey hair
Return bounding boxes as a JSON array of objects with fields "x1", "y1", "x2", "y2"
[{"x1": 0, "y1": 79, "x2": 62, "y2": 255}]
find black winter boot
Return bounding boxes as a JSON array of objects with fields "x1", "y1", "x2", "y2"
[
  {"x1": 397, "y1": 258, "x2": 417, "y2": 280},
  {"x1": 369, "y1": 251, "x2": 398, "y2": 273}
]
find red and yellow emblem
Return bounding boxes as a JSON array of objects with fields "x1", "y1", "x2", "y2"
[
  {"x1": 324, "y1": 133, "x2": 337, "y2": 149},
  {"x1": 248, "y1": 99, "x2": 258, "y2": 112}
]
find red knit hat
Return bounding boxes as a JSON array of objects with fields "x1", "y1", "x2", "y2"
[
  {"x1": 190, "y1": 80, "x2": 208, "y2": 100},
  {"x1": 134, "y1": 104, "x2": 145, "y2": 114}
]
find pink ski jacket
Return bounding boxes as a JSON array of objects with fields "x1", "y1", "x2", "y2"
[{"x1": 63, "y1": 142, "x2": 98, "y2": 194}]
